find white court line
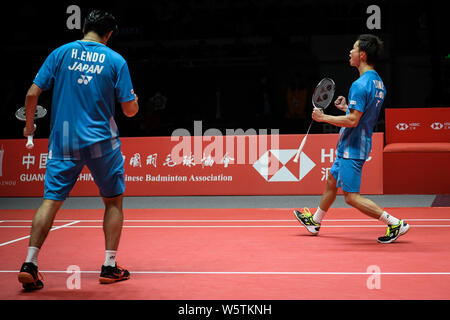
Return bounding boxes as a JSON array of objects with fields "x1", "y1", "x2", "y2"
[
  {"x1": 0, "y1": 270, "x2": 449, "y2": 276},
  {"x1": 1, "y1": 218, "x2": 450, "y2": 222},
  {"x1": 1, "y1": 225, "x2": 450, "y2": 228},
  {"x1": 84, "y1": 225, "x2": 450, "y2": 228},
  {"x1": 0, "y1": 221, "x2": 80, "y2": 247}
]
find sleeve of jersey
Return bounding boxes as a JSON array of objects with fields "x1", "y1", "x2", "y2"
[
  {"x1": 33, "y1": 50, "x2": 58, "y2": 91},
  {"x1": 347, "y1": 83, "x2": 366, "y2": 113},
  {"x1": 115, "y1": 62, "x2": 135, "y2": 103}
]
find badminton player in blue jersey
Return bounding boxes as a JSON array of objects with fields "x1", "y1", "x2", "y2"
[
  {"x1": 294, "y1": 34, "x2": 410, "y2": 243},
  {"x1": 18, "y1": 10, "x2": 139, "y2": 290}
]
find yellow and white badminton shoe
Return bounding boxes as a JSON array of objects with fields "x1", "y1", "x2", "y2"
[
  {"x1": 378, "y1": 220, "x2": 410, "y2": 244},
  {"x1": 293, "y1": 208, "x2": 321, "y2": 235}
]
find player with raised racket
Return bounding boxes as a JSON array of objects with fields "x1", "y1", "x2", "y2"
[{"x1": 294, "y1": 34, "x2": 410, "y2": 244}]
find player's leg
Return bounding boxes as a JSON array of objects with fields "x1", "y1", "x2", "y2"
[
  {"x1": 340, "y1": 158, "x2": 410, "y2": 243},
  {"x1": 318, "y1": 172, "x2": 338, "y2": 212},
  {"x1": 102, "y1": 194, "x2": 123, "y2": 253},
  {"x1": 18, "y1": 158, "x2": 83, "y2": 290},
  {"x1": 343, "y1": 192, "x2": 383, "y2": 219},
  {"x1": 18, "y1": 199, "x2": 64, "y2": 290},
  {"x1": 87, "y1": 147, "x2": 130, "y2": 283},
  {"x1": 28, "y1": 199, "x2": 64, "y2": 248},
  {"x1": 294, "y1": 160, "x2": 339, "y2": 234},
  {"x1": 99, "y1": 194, "x2": 129, "y2": 283}
]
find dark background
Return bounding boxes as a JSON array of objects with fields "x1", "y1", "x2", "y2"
[{"x1": 3, "y1": 0, "x2": 449, "y2": 139}]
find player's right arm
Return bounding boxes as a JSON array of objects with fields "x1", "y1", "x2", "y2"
[
  {"x1": 23, "y1": 83, "x2": 42, "y2": 137},
  {"x1": 312, "y1": 107, "x2": 362, "y2": 128},
  {"x1": 334, "y1": 96, "x2": 348, "y2": 113},
  {"x1": 121, "y1": 93, "x2": 139, "y2": 117},
  {"x1": 26, "y1": 47, "x2": 58, "y2": 137}
]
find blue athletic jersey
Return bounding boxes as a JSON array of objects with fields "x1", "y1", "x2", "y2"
[
  {"x1": 34, "y1": 40, "x2": 135, "y2": 160},
  {"x1": 336, "y1": 70, "x2": 386, "y2": 160}
]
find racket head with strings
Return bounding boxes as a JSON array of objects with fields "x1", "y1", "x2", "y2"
[
  {"x1": 15, "y1": 105, "x2": 47, "y2": 149},
  {"x1": 311, "y1": 77, "x2": 335, "y2": 110},
  {"x1": 15, "y1": 105, "x2": 47, "y2": 121},
  {"x1": 293, "y1": 78, "x2": 335, "y2": 163}
]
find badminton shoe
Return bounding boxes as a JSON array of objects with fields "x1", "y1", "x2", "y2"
[
  {"x1": 377, "y1": 220, "x2": 410, "y2": 244},
  {"x1": 99, "y1": 264, "x2": 130, "y2": 284},
  {"x1": 293, "y1": 208, "x2": 321, "y2": 235},
  {"x1": 18, "y1": 262, "x2": 44, "y2": 291}
]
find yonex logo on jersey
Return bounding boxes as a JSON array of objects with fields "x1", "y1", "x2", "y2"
[
  {"x1": 431, "y1": 122, "x2": 443, "y2": 130},
  {"x1": 78, "y1": 75, "x2": 93, "y2": 85}
]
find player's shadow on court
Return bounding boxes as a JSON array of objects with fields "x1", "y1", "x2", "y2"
[
  {"x1": 293, "y1": 233, "x2": 414, "y2": 249},
  {"x1": 18, "y1": 289, "x2": 119, "y2": 300}
]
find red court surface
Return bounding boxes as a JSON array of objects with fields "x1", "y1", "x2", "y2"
[{"x1": 0, "y1": 207, "x2": 449, "y2": 300}]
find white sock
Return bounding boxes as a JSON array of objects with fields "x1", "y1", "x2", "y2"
[
  {"x1": 25, "y1": 246, "x2": 40, "y2": 267},
  {"x1": 379, "y1": 211, "x2": 400, "y2": 226},
  {"x1": 313, "y1": 207, "x2": 327, "y2": 224},
  {"x1": 104, "y1": 250, "x2": 117, "y2": 267}
]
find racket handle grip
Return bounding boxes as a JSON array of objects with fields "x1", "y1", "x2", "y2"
[
  {"x1": 293, "y1": 136, "x2": 307, "y2": 163},
  {"x1": 26, "y1": 135, "x2": 34, "y2": 149},
  {"x1": 293, "y1": 149, "x2": 300, "y2": 163}
]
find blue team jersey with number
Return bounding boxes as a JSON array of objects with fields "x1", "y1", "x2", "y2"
[
  {"x1": 336, "y1": 70, "x2": 386, "y2": 160},
  {"x1": 33, "y1": 40, "x2": 135, "y2": 160}
]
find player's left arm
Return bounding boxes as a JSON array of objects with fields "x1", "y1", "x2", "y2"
[
  {"x1": 312, "y1": 107, "x2": 362, "y2": 128},
  {"x1": 115, "y1": 61, "x2": 139, "y2": 117}
]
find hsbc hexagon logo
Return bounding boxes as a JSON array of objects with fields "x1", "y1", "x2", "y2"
[
  {"x1": 396, "y1": 123, "x2": 409, "y2": 130},
  {"x1": 252, "y1": 149, "x2": 316, "y2": 182},
  {"x1": 431, "y1": 122, "x2": 443, "y2": 130},
  {"x1": 396, "y1": 122, "x2": 421, "y2": 131}
]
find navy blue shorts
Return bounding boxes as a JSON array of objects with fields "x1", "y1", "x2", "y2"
[
  {"x1": 44, "y1": 147, "x2": 125, "y2": 201},
  {"x1": 330, "y1": 156, "x2": 365, "y2": 193}
]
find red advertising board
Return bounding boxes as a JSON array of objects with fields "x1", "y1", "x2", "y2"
[
  {"x1": 385, "y1": 108, "x2": 450, "y2": 144},
  {"x1": 0, "y1": 133, "x2": 383, "y2": 197}
]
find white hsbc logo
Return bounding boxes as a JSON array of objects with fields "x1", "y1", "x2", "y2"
[
  {"x1": 252, "y1": 149, "x2": 316, "y2": 182},
  {"x1": 431, "y1": 122, "x2": 443, "y2": 130},
  {"x1": 77, "y1": 75, "x2": 93, "y2": 85},
  {"x1": 396, "y1": 122, "x2": 420, "y2": 131},
  {"x1": 396, "y1": 123, "x2": 408, "y2": 130}
]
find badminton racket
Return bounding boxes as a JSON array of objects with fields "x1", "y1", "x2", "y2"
[
  {"x1": 15, "y1": 105, "x2": 47, "y2": 149},
  {"x1": 293, "y1": 78, "x2": 335, "y2": 163}
]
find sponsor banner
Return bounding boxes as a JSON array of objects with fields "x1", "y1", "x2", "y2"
[
  {"x1": 385, "y1": 108, "x2": 450, "y2": 144},
  {"x1": 0, "y1": 133, "x2": 383, "y2": 197}
]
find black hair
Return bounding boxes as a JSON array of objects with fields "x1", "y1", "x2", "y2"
[
  {"x1": 83, "y1": 10, "x2": 118, "y2": 37},
  {"x1": 357, "y1": 34, "x2": 384, "y2": 66}
]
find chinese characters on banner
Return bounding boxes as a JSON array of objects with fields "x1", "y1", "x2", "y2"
[{"x1": 0, "y1": 133, "x2": 383, "y2": 196}]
